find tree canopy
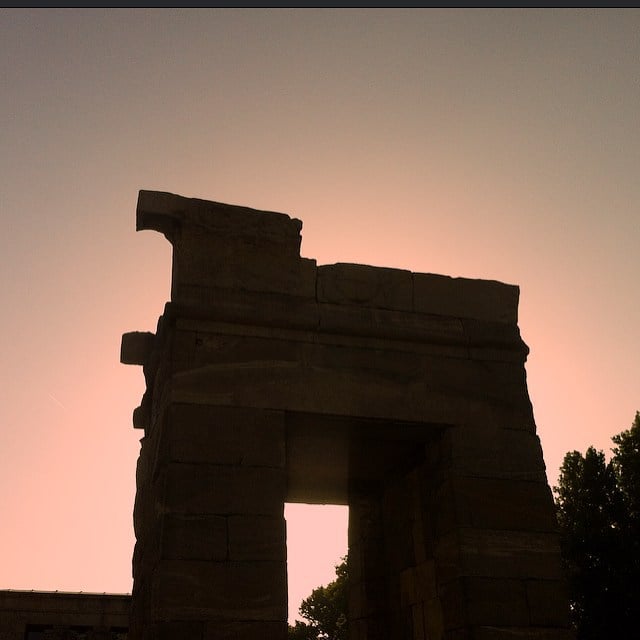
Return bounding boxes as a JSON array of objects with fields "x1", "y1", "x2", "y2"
[
  {"x1": 554, "y1": 411, "x2": 640, "y2": 639},
  {"x1": 288, "y1": 556, "x2": 348, "y2": 640}
]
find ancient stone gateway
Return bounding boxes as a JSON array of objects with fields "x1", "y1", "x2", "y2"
[{"x1": 121, "y1": 191, "x2": 571, "y2": 640}]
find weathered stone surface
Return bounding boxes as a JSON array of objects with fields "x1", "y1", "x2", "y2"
[
  {"x1": 137, "y1": 190, "x2": 302, "y2": 248},
  {"x1": 170, "y1": 288, "x2": 320, "y2": 334},
  {"x1": 227, "y1": 515, "x2": 286, "y2": 562},
  {"x1": 413, "y1": 273, "x2": 519, "y2": 324},
  {"x1": 203, "y1": 620, "x2": 287, "y2": 640},
  {"x1": 121, "y1": 331, "x2": 155, "y2": 365},
  {"x1": 435, "y1": 528, "x2": 562, "y2": 580},
  {"x1": 441, "y1": 476, "x2": 559, "y2": 533},
  {"x1": 0, "y1": 591, "x2": 130, "y2": 639},
  {"x1": 137, "y1": 191, "x2": 316, "y2": 299},
  {"x1": 162, "y1": 463, "x2": 285, "y2": 516},
  {"x1": 526, "y1": 580, "x2": 570, "y2": 627},
  {"x1": 154, "y1": 559, "x2": 286, "y2": 621},
  {"x1": 318, "y1": 302, "x2": 468, "y2": 346},
  {"x1": 161, "y1": 514, "x2": 228, "y2": 561},
  {"x1": 122, "y1": 191, "x2": 569, "y2": 640},
  {"x1": 317, "y1": 263, "x2": 413, "y2": 311},
  {"x1": 440, "y1": 577, "x2": 530, "y2": 628},
  {"x1": 442, "y1": 426, "x2": 548, "y2": 481},
  {"x1": 160, "y1": 404, "x2": 285, "y2": 468}
]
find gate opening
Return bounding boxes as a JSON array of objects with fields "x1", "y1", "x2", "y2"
[{"x1": 284, "y1": 503, "x2": 349, "y2": 625}]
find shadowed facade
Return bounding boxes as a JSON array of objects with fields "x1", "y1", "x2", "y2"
[{"x1": 121, "y1": 190, "x2": 572, "y2": 640}]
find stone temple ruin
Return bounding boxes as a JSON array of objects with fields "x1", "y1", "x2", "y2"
[{"x1": 120, "y1": 190, "x2": 571, "y2": 639}]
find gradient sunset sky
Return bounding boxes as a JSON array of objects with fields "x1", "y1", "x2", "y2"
[{"x1": 1, "y1": 9, "x2": 638, "y2": 621}]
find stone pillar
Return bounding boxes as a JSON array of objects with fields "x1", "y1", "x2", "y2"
[
  {"x1": 122, "y1": 190, "x2": 315, "y2": 639},
  {"x1": 348, "y1": 494, "x2": 389, "y2": 640},
  {"x1": 130, "y1": 402, "x2": 287, "y2": 640},
  {"x1": 426, "y1": 424, "x2": 571, "y2": 639}
]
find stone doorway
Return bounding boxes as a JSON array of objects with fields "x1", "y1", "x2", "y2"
[{"x1": 121, "y1": 190, "x2": 571, "y2": 640}]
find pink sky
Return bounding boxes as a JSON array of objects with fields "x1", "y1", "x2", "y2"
[{"x1": 1, "y1": 9, "x2": 638, "y2": 622}]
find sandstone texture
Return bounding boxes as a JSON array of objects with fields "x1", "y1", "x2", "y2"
[{"x1": 121, "y1": 191, "x2": 572, "y2": 640}]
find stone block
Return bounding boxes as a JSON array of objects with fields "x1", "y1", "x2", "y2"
[
  {"x1": 174, "y1": 235, "x2": 316, "y2": 299},
  {"x1": 191, "y1": 332, "x2": 302, "y2": 370},
  {"x1": 154, "y1": 559, "x2": 287, "y2": 621},
  {"x1": 227, "y1": 515, "x2": 286, "y2": 562},
  {"x1": 161, "y1": 404, "x2": 285, "y2": 468},
  {"x1": 526, "y1": 580, "x2": 570, "y2": 627},
  {"x1": 464, "y1": 397, "x2": 537, "y2": 433},
  {"x1": 203, "y1": 620, "x2": 287, "y2": 640},
  {"x1": 462, "y1": 318, "x2": 526, "y2": 351},
  {"x1": 318, "y1": 301, "x2": 466, "y2": 345},
  {"x1": 411, "y1": 602, "x2": 425, "y2": 639},
  {"x1": 400, "y1": 568, "x2": 417, "y2": 606},
  {"x1": 439, "y1": 577, "x2": 529, "y2": 628},
  {"x1": 317, "y1": 263, "x2": 413, "y2": 311},
  {"x1": 413, "y1": 273, "x2": 519, "y2": 324},
  {"x1": 348, "y1": 577, "x2": 388, "y2": 619},
  {"x1": 169, "y1": 355, "x2": 475, "y2": 424},
  {"x1": 442, "y1": 425, "x2": 547, "y2": 481},
  {"x1": 424, "y1": 597, "x2": 445, "y2": 640},
  {"x1": 136, "y1": 191, "x2": 318, "y2": 299},
  {"x1": 445, "y1": 476, "x2": 558, "y2": 533},
  {"x1": 435, "y1": 528, "x2": 562, "y2": 580},
  {"x1": 414, "y1": 561, "x2": 438, "y2": 601},
  {"x1": 170, "y1": 287, "x2": 320, "y2": 334},
  {"x1": 162, "y1": 463, "x2": 286, "y2": 516},
  {"x1": 161, "y1": 514, "x2": 228, "y2": 561},
  {"x1": 121, "y1": 331, "x2": 156, "y2": 365}
]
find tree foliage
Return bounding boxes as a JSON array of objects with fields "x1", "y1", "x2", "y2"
[
  {"x1": 288, "y1": 556, "x2": 348, "y2": 640},
  {"x1": 554, "y1": 412, "x2": 640, "y2": 639}
]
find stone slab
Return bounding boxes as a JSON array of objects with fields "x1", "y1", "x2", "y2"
[
  {"x1": 162, "y1": 463, "x2": 285, "y2": 516},
  {"x1": 161, "y1": 514, "x2": 228, "y2": 561},
  {"x1": 153, "y1": 560, "x2": 286, "y2": 621},
  {"x1": 413, "y1": 273, "x2": 519, "y2": 324},
  {"x1": 160, "y1": 404, "x2": 285, "y2": 468},
  {"x1": 434, "y1": 528, "x2": 562, "y2": 581},
  {"x1": 317, "y1": 263, "x2": 413, "y2": 311},
  {"x1": 227, "y1": 515, "x2": 286, "y2": 562},
  {"x1": 442, "y1": 476, "x2": 559, "y2": 533}
]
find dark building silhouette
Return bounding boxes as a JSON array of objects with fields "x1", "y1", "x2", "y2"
[{"x1": 0, "y1": 590, "x2": 129, "y2": 639}]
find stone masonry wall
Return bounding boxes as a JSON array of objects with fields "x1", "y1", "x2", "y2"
[{"x1": 121, "y1": 191, "x2": 572, "y2": 640}]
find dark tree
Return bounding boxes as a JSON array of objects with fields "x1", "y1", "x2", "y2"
[
  {"x1": 288, "y1": 556, "x2": 348, "y2": 640},
  {"x1": 554, "y1": 412, "x2": 640, "y2": 639}
]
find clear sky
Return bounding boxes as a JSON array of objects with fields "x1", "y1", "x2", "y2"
[{"x1": 1, "y1": 8, "x2": 638, "y2": 623}]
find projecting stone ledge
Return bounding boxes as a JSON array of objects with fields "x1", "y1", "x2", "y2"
[
  {"x1": 120, "y1": 331, "x2": 155, "y2": 365},
  {"x1": 136, "y1": 190, "x2": 316, "y2": 299}
]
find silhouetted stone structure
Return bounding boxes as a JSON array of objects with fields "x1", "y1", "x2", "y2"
[
  {"x1": 0, "y1": 590, "x2": 129, "y2": 639},
  {"x1": 121, "y1": 191, "x2": 571, "y2": 640}
]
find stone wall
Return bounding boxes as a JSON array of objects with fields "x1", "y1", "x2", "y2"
[
  {"x1": 0, "y1": 591, "x2": 129, "y2": 640},
  {"x1": 121, "y1": 191, "x2": 573, "y2": 640}
]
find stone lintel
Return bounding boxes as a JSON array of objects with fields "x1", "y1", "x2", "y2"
[{"x1": 159, "y1": 295, "x2": 525, "y2": 356}]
